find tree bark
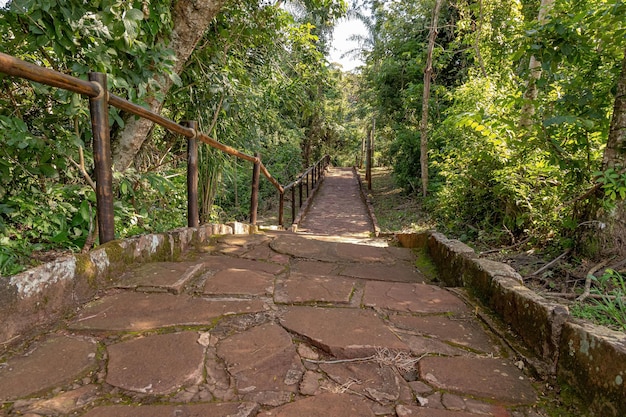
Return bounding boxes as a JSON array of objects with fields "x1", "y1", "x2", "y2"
[
  {"x1": 112, "y1": 0, "x2": 226, "y2": 171},
  {"x1": 519, "y1": 0, "x2": 553, "y2": 128},
  {"x1": 603, "y1": 49, "x2": 626, "y2": 171},
  {"x1": 598, "y1": 47, "x2": 626, "y2": 255},
  {"x1": 420, "y1": 0, "x2": 443, "y2": 197}
]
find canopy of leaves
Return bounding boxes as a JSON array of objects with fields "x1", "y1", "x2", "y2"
[{"x1": 353, "y1": 0, "x2": 625, "y2": 252}]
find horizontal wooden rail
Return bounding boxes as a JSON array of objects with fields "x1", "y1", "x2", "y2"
[
  {"x1": 278, "y1": 155, "x2": 330, "y2": 227},
  {"x1": 0, "y1": 52, "x2": 99, "y2": 97},
  {"x1": 0, "y1": 51, "x2": 290, "y2": 240},
  {"x1": 0, "y1": 52, "x2": 282, "y2": 193}
]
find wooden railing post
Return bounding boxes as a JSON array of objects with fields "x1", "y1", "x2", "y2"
[
  {"x1": 88, "y1": 72, "x2": 115, "y2": 244},
  {"x1": 250, "y1": 152, "x2": 261, "y2": 225},
  {"x1": 291, "y1": 186, "x2": 296, "y2": 225},
  {"x1": 365, "y1": 130, "x2": 372, "y2": 190},
  {"x1": 299, "y1": 180, "x2": 303, "y2": 208},
  {"x1": 366, "y1": 146, "x2": 372, "y2": 190},
  {"x1": 306, "y1": 172, "x2": 310, "y2": 198},
  {"x1": 279, "y1": 192, "x2": 285, "y2": 227},
  {"x1": 183, "y1": 120, "x2": 199, "y2": 227}
]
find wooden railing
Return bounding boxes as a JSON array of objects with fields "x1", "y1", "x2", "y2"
[
  {"x1": 279, "y1": 155, "x2": 330, "y2": 227},
  {"x1": 0, "y1": 52, "x2": 288, "y2": 243}
]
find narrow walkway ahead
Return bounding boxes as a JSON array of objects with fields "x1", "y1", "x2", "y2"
[
  {"x1": 299, "y1": 167, "x2": 373, "y2": 238},
  {"x1": 0, "y1": 168, "x2": 564, "y2": 417}
]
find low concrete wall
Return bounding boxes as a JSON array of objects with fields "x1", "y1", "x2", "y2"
[
  {"x1": 0, "y1": 222, "x2": 252, "y2": 348},
  {"x1": 397, "y1": 231, "x2": 626, "y2": 416}
]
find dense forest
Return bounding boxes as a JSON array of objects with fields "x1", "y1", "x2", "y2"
[{"x1": 1, "y1": 0, "x2": 625, "y2": 286}]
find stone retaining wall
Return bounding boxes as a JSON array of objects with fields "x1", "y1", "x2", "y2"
[
  {"x1": 0, "y1": 223, "x2": 252, "y2": 348},
  {"x1": 397, "y1": 232, "x2": 626, "y2": 416}
]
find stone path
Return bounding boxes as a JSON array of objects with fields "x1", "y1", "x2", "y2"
[
  {"x1": 298, "y1": 167, "x2": 373, "y2": 239},
  {"x1": 0, "y1": 168, "x2": 548, "y2": 416}
]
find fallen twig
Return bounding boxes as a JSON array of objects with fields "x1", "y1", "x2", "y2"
[
  {"x1": 303, "y1": 355, "x2": 376, "y2": 364},
  {"x1": 526, "y1": 248, "x2": 571, "y2": 278},
  {"x1": 577, "y1": 260, "x2": 610, "y2": 303},
  {"x1": 546, "y1": 292, "x2": 626, "y2": 303},
  {"x1": 480, "y1": 237, "x2": 531, "y2": 256}
]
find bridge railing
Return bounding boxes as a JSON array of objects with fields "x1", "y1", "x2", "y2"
[
  {"x1": 279, "y1": 155, "x2": 330, "y2": 228},
  {"x1": 0, "y1": 52, "x2": 286, "y2": 244}
]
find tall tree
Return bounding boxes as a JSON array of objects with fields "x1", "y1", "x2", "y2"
[
  {"x1": 420, "y1": 0, "x2": 444, "y2": 197},
  {"x1": 599, "y1": 48, "x2": 626, "y2": 255},
  {"x1": 112, "y1": 0, "x2": 227, "y2": 171},
  {"x1": 519, "y1": 0, "x2": 554, "y2": 128}
]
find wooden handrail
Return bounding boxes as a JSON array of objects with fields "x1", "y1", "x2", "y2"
[
  {"x1": 0, "y1": 52, "x2": 99, "y2": 97},
  {"x1": 278, "y1": 155, "x2": 330, "y2": 227},
  {"x1": 0, "y1": 51, "x2": 289, "y2": 239},
  {"x1": 0, "y1": 52, "x2": 283, "y2": 193},
  {"x1": 283, "y1": 155, "x2": 329, "y2": 191}
]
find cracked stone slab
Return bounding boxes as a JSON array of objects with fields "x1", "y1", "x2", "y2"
[
  {"x1": 363, "y1": 281, "x2": 469, "y2": 313},
  {"x1": 340, "y1": 263, "x2": 426, "y2": 283},
  {"x1": 385, "y1": 246, "x2": 417, "y2": 262},
  {"x1": 217, "y1": 234, "x2": 271, "y2": 248},
  {"x1": 115, "y1": 262, "x2": 203, "y2": 294},
  {"x1": 256, "y1": 392, "x2": 375, "y2": 417},
  {"x1": 106, "y1": 331, "x2": 204, "y2": 394},
  {"x1": 240, "y1": 242, "x2": 289, "y2": 263},
  {"x1": 275, "y1": 273, "x2": 355, "y2": 304},
  {"x1": 217, "y1": 323, "x2": 304, "y2": 399},
  {"x1": 69, "y1": 292, "x2": 267, "y2": 331},
  {"x1": 203, "y1": 268, "x2": 275, "y2": 296},
  {"x1": 335, "y1": 242, "x2": 396, "y2": 263},
  {"x1": 81, "y1": 402, "x2": 259, "y2": 417},
  {"x1": 281, "y1": 306, "x2": 408, "y2": 358},
  {"x1": 441, "y1": 393, "x2": 501, "y2": 415},
  {"x1": 290, "y1": 260, "x2": 337, "y2": 275},
  {"x1": 396, "y1": 405, "x2": 485, "y2": 417},
  {"x1": 21, "y1": 385, "x2": 100, "y2": 415},
  {"x1": 400, "y1": 334, "x2": 469, "y2": 357},
  {"x1": 198, "y1": 255, "x2": 285, "y2": 275},
  {"x1": 0, "y1": 335, "x2": 97, "y2": 401},
  {"x1": 390, "y1": 314, "x2": 497, "y2": 354},
  {"x1": 319, "y1": 362, "x2": 413, "y2": 405},
  {"x1": 270, "y1": 234, "x2": 334, "y2": 261},
  {"x1": 419, "y1": 356, "x2": 538, "y2": 405}
]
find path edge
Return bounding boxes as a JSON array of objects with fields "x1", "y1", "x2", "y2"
[
  {"x1": 397, "y1": 231, "x2": 626, "y2": 417},
  {"x1": 289, "y1": 165, "x2": 329, "y2": 232},
  {"x1": 353, "y1": 167, "x2": 381, "y2": 237},
  {"x1": 0, "y1": 222, "x2": 254, "y2": 350}
]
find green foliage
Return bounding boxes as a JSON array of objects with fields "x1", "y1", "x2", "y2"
[
  {"x1": 0, "y1": 0, "x2": 347, "y2": 276},
  {"x1": 571, "y1": 269, "x2": 626, "y2": 331},
  {"x1": 596, "y1": 168, "x2": 626, "y2": 204},
  {"x1": 353, "y1": 0, "x2": 625, "y2": 252}
]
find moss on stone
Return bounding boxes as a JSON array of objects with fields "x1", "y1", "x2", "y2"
[
  {"x1": 74, "y1": 254, "x2": 98, "y2": 289},
  {"x1": 414, "y1": 247, "x2": 439, "y2": 281}
]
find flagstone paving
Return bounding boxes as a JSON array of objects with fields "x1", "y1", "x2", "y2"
[{"x1": 0, "y1": 168, "x2": 558, "y2": 416}]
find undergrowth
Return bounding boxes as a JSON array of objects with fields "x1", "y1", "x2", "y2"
[{"x1": 367, "y1": 167, "x2": 626, "y2": 332}]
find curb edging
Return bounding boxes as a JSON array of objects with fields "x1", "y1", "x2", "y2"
[
  {"x1": 0, "y1": 222, "x2": 253, "y2": 349},
  {"x1": 397, "y1": 231, "x2": 626, "y2": 416}
]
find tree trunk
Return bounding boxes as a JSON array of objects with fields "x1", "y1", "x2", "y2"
[
  {"x1": 420, "y1": 0, "x2": 443, "y2": 197},
  {"x1": 112, "y1": 0, "x2": 226, "y2": 171},
  {"x1": 598, "y1": 47, "x2": 626, "y2": 256},
  {"x1": 519, "y1": 0, "x2": 554, "y2": 128}
]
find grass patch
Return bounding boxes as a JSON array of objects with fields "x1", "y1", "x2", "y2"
[
  {"x1": 364, "y1": 167, "x2": 434, "y2": 233},
  {"x1": 569, "y1": 269, "x2": 626, "y2": 332}
]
